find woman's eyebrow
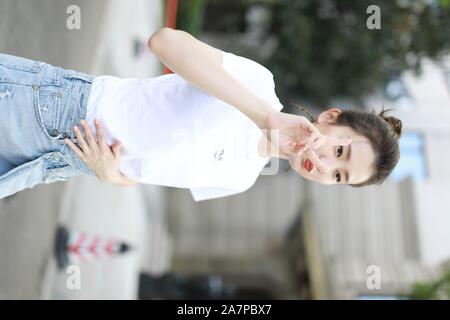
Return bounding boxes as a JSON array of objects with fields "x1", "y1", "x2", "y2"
[
  {"x1": 347, "y1": 143, "x2": 352, "y2": 161},
  {"x1": 345, "y1": 143, "x2": 352, "y2": 183}
]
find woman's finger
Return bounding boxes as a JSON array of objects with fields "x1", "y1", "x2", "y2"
[
  {"x1": 306, "y1": 130, "x2": 318, "y2": 144},
  {"x1": 111, "y1": 141, "x2": 122, "y2": 160},
  {"x1": 297, "y1": 144, "x2": 309, "y2": 157},
  {"x1": 280, "y1": 140, "x2": 297, "y2": 155},
  {"x1": 304, "y1": 145, "x2": 330, "y2": 173},
  {"x1": 65, "y1": 138, "x2": 86, "y2": 162},
  {"x1": 80, "y1": 120, "x2": 99, "y2": 153},
  {"x1": 94, "y1": 119, "x2": 109, "y2": 150},
  {"x1": 305, "y1": 122, "x2": 321, "y2": 137},
  {"x1": 303, "y1": 122, "x2": 324, "y2": 148},
  {"x1": 307, "y1": 134, "x2": 326, "y2": 150},
  {"x1": 72, "y1": 125, "x2": 90, "y2": 153}
]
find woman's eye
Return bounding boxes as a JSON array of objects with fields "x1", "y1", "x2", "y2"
[
  {"x1": 337, "y1": 146, "x2": 343, "y2": 157},
  {"x1": 335, "y1": 171, "x2": 341, "y2": 183}
]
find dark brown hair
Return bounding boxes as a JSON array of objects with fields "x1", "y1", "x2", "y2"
[{"x1": 292, "y1": 103, "x2": 402, "y2": 186}]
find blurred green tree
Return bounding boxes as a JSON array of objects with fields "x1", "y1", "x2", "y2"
[
  {"x1": 176, "y1": 0, "x2": 209, "y2": 36},
  {"x1": 200, "y1": 0, "x2": 450, "y2": 108},
  {"x1": 405, "y1": 267, "x2": 450, "y2": 300}
]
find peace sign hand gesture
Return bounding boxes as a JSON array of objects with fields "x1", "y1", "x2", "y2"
[{"x1": 263, "y1": 110, "x2": 352, "y2": 172}]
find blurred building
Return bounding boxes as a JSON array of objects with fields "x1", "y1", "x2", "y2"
[
  {"x1": 143, "y1": 0, "x2": 450, "y2": 300},
  {"x1": 165, "y1": 168, "x2": 311, "y2": 299},
  {"x1": 303, "y1": 55, "x2": 450, "y2": 299},
  {"x1": 161, "y1": 35, "x2": 450, "y2": 300}
]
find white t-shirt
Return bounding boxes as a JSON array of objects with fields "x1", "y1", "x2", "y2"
[{"x1": 85, "y1": 50, "x2": 284, "y2": 201}]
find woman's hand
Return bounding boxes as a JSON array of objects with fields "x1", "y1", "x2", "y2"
[
  {"x1": 65, "y1": 119, "x2": 133, "y2": 185},
  {"x1": 263, "y1": 110, "x2": 352, "y2": 171}
]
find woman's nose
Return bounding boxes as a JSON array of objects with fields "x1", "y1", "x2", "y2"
[{"x1": 319, "y1": 155, "x2": 334, "y2": 171}]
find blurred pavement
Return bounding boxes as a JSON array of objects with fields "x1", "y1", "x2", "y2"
[{"x1": 0, "y1": 0, "x2": 171, "y2": 299}]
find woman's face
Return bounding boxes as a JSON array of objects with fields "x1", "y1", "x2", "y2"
[{"x1": 288, "y1": 108, "x2": 377, "y2": 185}]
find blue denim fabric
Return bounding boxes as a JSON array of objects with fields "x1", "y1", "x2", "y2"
[{"x1": 0, "y1": 53, "x2": 96, "y2": 199}]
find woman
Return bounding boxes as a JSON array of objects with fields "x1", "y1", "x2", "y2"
[{"x1": 0, "y1": 27, "x2": 401, "y2": 201}]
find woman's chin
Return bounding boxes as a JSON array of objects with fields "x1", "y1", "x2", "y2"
[
  {"x1": 288, "y1": 155, "x2": 306, "y2": 175},
  {"x1": 297, "y1": 170, "x2": 311, "y2": 180},
  {"x1": 294, "y1": 170, "x2": 319, "y2": 183},
  {"x1": 288, "y1": 160, "x2": 309, "y2": 180}
]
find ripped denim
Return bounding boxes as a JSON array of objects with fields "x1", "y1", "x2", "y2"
[{"x1": 0, "y1": 53, "x2": 96, "y2": 199}]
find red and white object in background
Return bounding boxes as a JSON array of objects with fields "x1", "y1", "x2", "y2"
[
  {"x1": 54, "y1": 226, "x2": 133, "y2": 269},
  {"x1": 67, "y1": 231, "x2": 132, "y2": 263},
  {"x1": 162, "y1": 0, "x2": 179, "y2": 75}
]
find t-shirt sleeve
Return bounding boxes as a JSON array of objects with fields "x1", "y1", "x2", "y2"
[
  {"x1": 220, "y1": 50, "x2": 284, "y2": 112},
  {"x1": 190, "y1": 186, "x2": 245, "y2": 202},
  {"x1": 188, "y1": 51, "x2": 282, "y2": 202}
]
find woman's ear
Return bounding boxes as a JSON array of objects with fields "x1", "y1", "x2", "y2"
[{"x1": 317, "y1": 108, "x2": 342, "y2": 124}]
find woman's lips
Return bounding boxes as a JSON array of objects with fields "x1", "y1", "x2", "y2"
[{"x1": 303, "y1": 158, "x2": 314, "y2": 172}]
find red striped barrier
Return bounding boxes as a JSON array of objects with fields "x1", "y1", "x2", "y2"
[{"x1": 55, "y1": 226, "x2": 132, "y2": 270}]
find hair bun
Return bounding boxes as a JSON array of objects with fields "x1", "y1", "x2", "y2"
[{"x1": 379, "y1": 108, "x2": 402, "y2": 138}]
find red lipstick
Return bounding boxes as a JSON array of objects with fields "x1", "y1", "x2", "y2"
[{"x1": 303, "y1": 158, "x2": 314, "y2": 172}]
